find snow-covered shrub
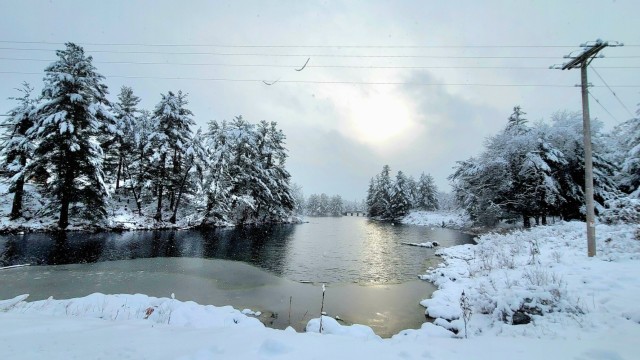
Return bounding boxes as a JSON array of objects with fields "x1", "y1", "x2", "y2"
[{"x1": 600, "y1": 197, "x2": 640, "y2": 224}]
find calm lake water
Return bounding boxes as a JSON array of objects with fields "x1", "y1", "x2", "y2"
[{"x1": 0, "y1": 216, "x2": 474, "y2": 336}]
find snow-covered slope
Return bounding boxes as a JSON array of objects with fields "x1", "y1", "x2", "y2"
[
  {"x1": 421, "y1": 221, "x2": 640, "y2": 338},
  {"x1": 401, "y1": 210, "x2": 470, "y2": 228}
]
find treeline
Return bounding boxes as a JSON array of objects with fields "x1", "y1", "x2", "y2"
[
  {"x1": 0, "y1": 43, "x2": 295, "y2": 229},
  {"x1": 305, "y1": 193, "x2": 345, "y2": 216},
  {"x1": 302, "y1": 194, "x2": 365, "y2": 216},
  {"x1": 366, "y1": 166, "x2": 439, "y2": 219},
  {"x1": 450, "y1": 106, "x2": 640, "y2": 227}
]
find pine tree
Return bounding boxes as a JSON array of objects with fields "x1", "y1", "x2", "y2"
[
  {"x1": 391, "y1": 171, "x2": 411, "y2": 218},
  {"x1": 123, "y1": 109, "x2": 153, "y2": 216},
  {"x1": 506, "y1": 105, "x2": 527, "y2": 134},
  {"x1": 201, "y1": 120, "x2": 234, "y2": 224},
  {"x1": 201, "y1": 117, "x2": 294, "y2": 224},
  {"x1": 0, "y1": 82, "x2": 37, "y2": 219},
  {"x1": 365, "y1": 177, "x2": 378, "y2": 216},
  {"x1": 105, "y1": 86, "x2": 140, "y2": 190},
  {"x1": 27, "y1": 43, "x2": 112, "y2": 228},
  {"x1": 149, "y1": 90, "x2": 195, "y2": 221},
  {"x1": 227, "y1": 116, "x2": 261, "y2": 223},
  {"x1": 290, "y1": 183, "x2": 305, "y2": 215},
  {"x1": 518, "y1": 125, "x2": 565, "y2": 225},
  {"x1": 616, "y1": 110, "x2": 640, "y2": 197},
  {"x1": 169, "y1": 128, "x2": 207, "y2": 223},
  {"x1": 306, "y1": 193, "x2": 321, "y2": 216},
  {"x1": 329, "y1": 195, "x2": 344, "y2": 216},
  {"x1": 376, "y1": 165, "x2": 394, "y2": 218},
  {"x1": 254, "y1": 120, "x2": 295, "y2": 220},
  {"x1": 416, "y1": 173, "x2": 439, "y2": 211},
  {"x1": 548, "y1": 111, "x2": 621, "y2": 218}
]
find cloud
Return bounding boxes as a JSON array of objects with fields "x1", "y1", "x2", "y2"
[{"x1": 377, "y1": 71, "x2": 505, "y2": 190}]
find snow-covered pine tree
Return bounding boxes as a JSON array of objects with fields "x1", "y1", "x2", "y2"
[
  {"x1": 27, "y1": 43, "x2": 112, "y2": 228},
  {"x1": 376, "y1": 165, "x2": 394, "y2": 219},
  {"x1": 226, "y1": 116, "x2": 261, "y2": 223},
  {"x1": 547, "y1": 111, "x2": 621, "y2": 218},
  {"x1": 149, "y1": 90, "x2": 195, "y2": 221},
  {"x1": 329, "y1": 195, "x2": 344, "y2": 216},
  {"x1": 169, "y1": 128, "x2": 208, "y2": 223},
  {"x1": 416, "y1": 173, "x2": 439, "y2": 211},
  {"x1": 365, "y1": 177, "x2": 379, "y2": 216},
  {"x1": 105, "y1": 86, "x2": 140, "y2": 190},
  {"x1": 123, "y1": 109, "x2": 154, "y2": 216},
  {"x1": 518, "y1": 124, "x2": 565, "y2": 225},
  {"x1": 318, "y1": 193, "x2": 330, "y2": 216},
  {"x1": 306, "y1": 193, "x2": 321, "y2": 216},
  {"x1": 405, "y1": 175, "x2": 418, "y2": 209},
  {"x1": 264, "y1": 121, "x2": 295, "y2": 219},
  {"x1": 506, "y1": 105, "x2": 527, "y2": 133},
  {"x1": 201, "y1": 118, "x2": 293, "y2": 224},
  {"x1": 254, "y1": 120, "x2": 295, "y2": 221},
  {"x1": 201, "y1": 119, "x2": 234, "y2": 224},
  {"x1": 615, "y1": 108, "x2": 640, "y2": 197},
  {"x1": 290, "y1": 183, "x2": 305, "y2": 215},
  {"x1": 390, "y1": 171, "x2": 412, "y2": 218},
  {"x1": 0, "y1": 82, "x2": 37, "y2": 219}
]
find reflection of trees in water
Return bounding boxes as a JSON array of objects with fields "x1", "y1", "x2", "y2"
[
  {"x1": 149, "y1": 230, "x2": 181, "y2": 258},
  {"x1": 201, "y1": 224, "x2": 295, "y2": 276},
  {"x1": 0, "y1": 224, "x2": 296, "y2": 269},
  {"x1": 0, "y1": 236, "x2": 21, "y2": 267},
  {"x1": 47, "y1": 231, "x2": 106, "y2": 265}
]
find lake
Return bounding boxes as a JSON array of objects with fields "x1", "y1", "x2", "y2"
[{"x1": 0, "y1": 216, "x2": 474, "y2": 337}]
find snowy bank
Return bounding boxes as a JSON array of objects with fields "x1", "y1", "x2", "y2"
[
  {"x1": 1, "y1": 290, "x2": 638, "y2": 359},
  {"x1": 0, "y1": 293, "x2": 263, "y2": 329},
  {"x1": 420, "y1": 221, "x2": 640, "y2": 338},
  {"x1": 0, "y1": 183, "x2": 302, "y2": 233},
  {"x1": 401, "y1": 210, "x2": 470, "y2": 229}
]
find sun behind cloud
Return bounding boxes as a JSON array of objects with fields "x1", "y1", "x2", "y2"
[{"x1": 322, "y1": 85, "x2": 416, "y2": 148}]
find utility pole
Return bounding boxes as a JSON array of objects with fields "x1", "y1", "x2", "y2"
[{"x1": 552, "y1": 40, "x2": 623, "y2": 257}]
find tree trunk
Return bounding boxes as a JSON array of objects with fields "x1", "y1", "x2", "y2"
[
  {"x1": 123, "y1": 163, "x2": 142, "y2": 216},
  {"x1": 155, "y1": 153, "x2": 166, "y2": 222},
  {"x1": 58, "y1": 158, "x2": 74, "y2": 229},
  {"x1": 541, "y1": 214, "x2": 547, "y2": 225},
  {"x1": 168, "y1": 148, "x2": 180, "y2": 212},
  {"x1": 58, "y1": 183, "x2": 71, "y2": 229},
  {"x1": 169, "y1": 161, "x2": 192, "y2": 224},
  {"x1": 115, "y1": 154, "x2": 123, "y2": 190},
  {"x1": 9, "y1": 155, "x2": 27, "y2": 220},
  {"x1": 522, "y1": 213, "x2": 531, "y2": 228},
  {"x1": 10, "y1": 175, "x2": 25, "y2": 220},
  {"x1": 534, "y1": 216, "x2": 540, "y2": 226},
  {"x1": 169, "y1": 187, "x2": 175, "y2": 211}
]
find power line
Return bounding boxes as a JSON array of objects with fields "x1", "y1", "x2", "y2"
[
  {"x1": 588, "y1": 90, "x2": 618, "y2": 122},
  {"x1": 3, "y1": 70, "x2": 640, "y2": 88},
  {"x1": 1, "y1": 57, "x2": 639, "y2": 70},
  {"x1": 591, "y1": 67, "x2": 636, "y2": 118},
  {"x1": 1, "y1": 47, "x2": 638, "y2": 59},
  {"x1": 4, "y1": 40, "x2": 640, "y2": 48}
]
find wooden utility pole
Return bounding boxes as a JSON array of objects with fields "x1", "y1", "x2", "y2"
[{"x1": 554, "y1": 40, "x2": 623, "y2": 257}]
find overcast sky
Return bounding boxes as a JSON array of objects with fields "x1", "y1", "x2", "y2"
[{"x1": 1, "y1": 0, "x2": 638, "y2": 200}]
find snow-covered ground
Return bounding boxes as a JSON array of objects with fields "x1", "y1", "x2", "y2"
[
  {"x1": 0, "y1": 289, "x2": 637, "y2": 359},
  {"x1": 401, "y1": 210, "x2": 470, "y2": 228},
  {"x1": 421, "y1": 221, "x2": 640, "y2": 339},
  {"x1": 1, "y1": 221, "x2": 638, "y2": 359}
]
